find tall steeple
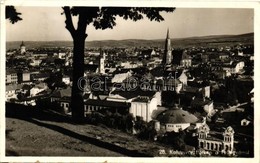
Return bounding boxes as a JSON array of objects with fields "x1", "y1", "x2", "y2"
[
  {"x1": 166, "y1": 28, "x2": 170, "y2": 39},
  {"x1": 162, "y1": 28, "x2": 172, "y2": 65},
  {"x1": 99, "y1": 49, "x2": 105, "y2": 74},
  {"x1": 20, "y1": 41, "x2": 26, "y2": 54}
]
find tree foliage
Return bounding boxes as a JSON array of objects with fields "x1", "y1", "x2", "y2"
[
  {"x1": 64, "y1": 7, "x2": 175, "y2": 30},
  {"x1": 6, "y1": 6, "x2": 22, "y2": 24},
  {"x1": 44, "y1": 71, "x2": 67, "y2": 91}
]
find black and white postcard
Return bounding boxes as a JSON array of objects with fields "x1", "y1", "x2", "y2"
[{"x1": 1, "y1": 1, "x2": 259, "y2": 163}]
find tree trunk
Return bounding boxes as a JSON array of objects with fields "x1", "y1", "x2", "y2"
[
  {"x1": 62, "y1": 7, "x2": 89, "y2": 122},
  {"x1": 71, "y1": 33, "x2": 86, "y2": 121}
]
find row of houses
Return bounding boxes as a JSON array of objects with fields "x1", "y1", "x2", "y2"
[{"x1": 6, "y1": 83, "x2": 47, "y2": 102}]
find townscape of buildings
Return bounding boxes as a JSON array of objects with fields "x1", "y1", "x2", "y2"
[{"x1": 6, "y1": 29, "x2": 254, "y2": 156}]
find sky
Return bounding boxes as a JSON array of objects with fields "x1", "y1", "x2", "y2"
[{"x1": 6, "y1": 7, "x2": 254, "y2": 41}]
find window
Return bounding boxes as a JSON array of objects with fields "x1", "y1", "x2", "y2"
[{"x1": 200, "y1": 142, "x2": 204, "y2": 148}]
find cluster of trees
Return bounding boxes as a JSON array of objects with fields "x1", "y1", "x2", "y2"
[
  {"x1": 85, "y1": 111, "x2": 134, "y2": 133},
  {"x1": 44, "y1": 71, "x2": 67, "y2": 91},
  {"x1": 85, "y1": 111, "x2": 158, "y2": 141},
  {"x1": 212, "y1": 76, "x2": 253, "y2": 105},
  {"x1": 88, "y1": 109, "x2": 195, "y2": 151}
]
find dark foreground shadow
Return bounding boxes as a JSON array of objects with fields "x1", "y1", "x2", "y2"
[
  {"x1": 6, "y1": 102, "x2": 152, "y2": 157},
  {"x1": 6, "y1": 102, "x2": 74, "y2": 123}
]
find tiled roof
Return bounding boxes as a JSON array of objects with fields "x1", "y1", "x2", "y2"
[
  {"x1": 191, "y1": 98, "x2": 213, "y2": 106},
  {"x1": 156, "y1": 107, "x2": 199, "y2": 124},
  {"x1": 132, "y1": 96, "x2": 150, "y2": 103},
  {"x1": 6, "y1": 84, "x2": 23, "y2": 91},
  {"x1": 110, "y1": 88, "x2": 156, "y2": 100}
]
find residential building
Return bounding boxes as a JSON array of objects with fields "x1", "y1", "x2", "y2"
[
  {"x1": 139, "y1": 49, "x2": 156, "y2": 60},
  {"x1": 17, "y1": 71, "x2": 31, "y2": 84},
  {"x1": 84, "y1": 99, "x2": 131, "y2": 115},
  {"x1": 181, "y1": 50, "x2": 192, "y2": 67},
  {"x1": 30, "y1": 83, "x2": 46, "y2": 97},
  {"x1": 62, "y1": 76, "x2": 71, "y2": 85},
  {"x1": 191, "y1": 97, "x2": 214, "y2": 117},
  {"x1": 6, "y1": 70, "x2": 18, "y2": 84},
  {"x1": 6, "y1": 84, "x2": 23, "y2": 100},
  {"x1": 29, "y1": 59, "x2": 42, "y2": 67},
  {"x1": 112, "y1": 70, "x2": 132, "y2": 83}
]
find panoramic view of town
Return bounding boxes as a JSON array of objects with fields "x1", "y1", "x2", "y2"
[{"x1": 4, "y1": 6, "x2": 254, "y2": 159}]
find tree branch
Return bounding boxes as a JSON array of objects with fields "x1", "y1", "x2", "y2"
[
  {"x1": 62, "y1": 6, "x2": 76, "y2": 37},
  {"x1": 77, "y1": 11, "x2": 88, "y2": 39}
]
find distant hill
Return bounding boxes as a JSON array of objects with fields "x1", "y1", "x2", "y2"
[{"x1": 6, "y1": 32, "x2": 253, "y2": 50}]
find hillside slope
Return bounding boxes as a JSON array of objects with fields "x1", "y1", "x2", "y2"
[{"x1": 5, "y1": 105, "x2": 171, "y2": 157}]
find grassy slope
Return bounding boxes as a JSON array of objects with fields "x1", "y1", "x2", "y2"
[
  {"x1": 5, "y1": 105, "x2": 171, "y2": 157},
  {"x1": 6, "y1": 117, "x2": 124, "y2": 156}
]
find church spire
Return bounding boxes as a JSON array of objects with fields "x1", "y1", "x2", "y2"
[
  {"x1": 166, "y1": 28, "x2": 170, "y2": 39},
  {"x1": 20, "y1": 41, "x2": 25, "y2": 47},
  {"x1": 20, "y1": 41, "x2": 26, "y2": 54},
  {"x1": 162, "y1": 28, "x2": 172, "y2": 65}
]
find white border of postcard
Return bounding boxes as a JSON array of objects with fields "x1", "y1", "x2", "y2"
[{"x1": 1, "y1": 0, "x2": 259, "y2": 163}]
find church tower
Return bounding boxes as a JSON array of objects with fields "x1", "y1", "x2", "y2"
[
  {"x1": 222, "y1": 126, "x2": 235, "y2": 153},
  {"x1": 20, "y1": 41, "x2": 26, "y2": 54},
  {"x1": 99, "y1": 49, "x2": 105, "y2": 74},
  {"x1": 162, "y1": 28, "x2": 172, "y2": 65}
]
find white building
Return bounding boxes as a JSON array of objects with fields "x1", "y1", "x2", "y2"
[
  {"x1": 30, "y1": 84, "x2": 46, "y2": 97},
  {"x1": 130, "y1": 96, "x2": 157, "y2": 122},
  {"x1": 198, "y1": 125, "x2": 235, "y2": 155},
  {"x1": 20, "y1": 41, "x2": 26, "y2": 54},
  {"x1": 111, "y1": 71, "x2": 132, "y2": 83},
  {"x1": 29, "y1": 59, "x2": 42, "y2": 67},
  {"x1": 99, "y1": 51, "x2": 106, "y2": 74},
  {"x1": 155, "y1": 105, "x2": 205, "y2": 133},
  {"x1": 62, "y1": 76, "x2": 71, "y2": 85}
]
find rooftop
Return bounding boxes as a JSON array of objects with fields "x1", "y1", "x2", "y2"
[
  {"x1": 51, "y1": 88, "x2": 71, "y2": 98},
  {"x1": 110, "y1": 88, "x2": 156, "y2": 100},
  {"x1": 6, "y1": 84, "x2": 23, "y2": 91},
  {"x1": 191, "y1": 97, "x2": 213, "y2": 106},
  {"x1": 85, "y1": 99, "x2": 130, "y2": 108},
  {"x1": 132, "y1": 96, "x2": 150, "y2": 103},
  {"x1": 156, "y1": 106, "x2": 199, "y2": 124}
]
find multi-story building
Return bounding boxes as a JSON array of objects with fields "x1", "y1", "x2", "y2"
[
  {"x1": 198, "y1": 124, "x2": 235, "y2": 155},
  {"x1": 6, "y1": 70, "x2": 18, "y2": 84},
  {"x1": 130, "y1": 96, "x2": 157, "y2": 122}
]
